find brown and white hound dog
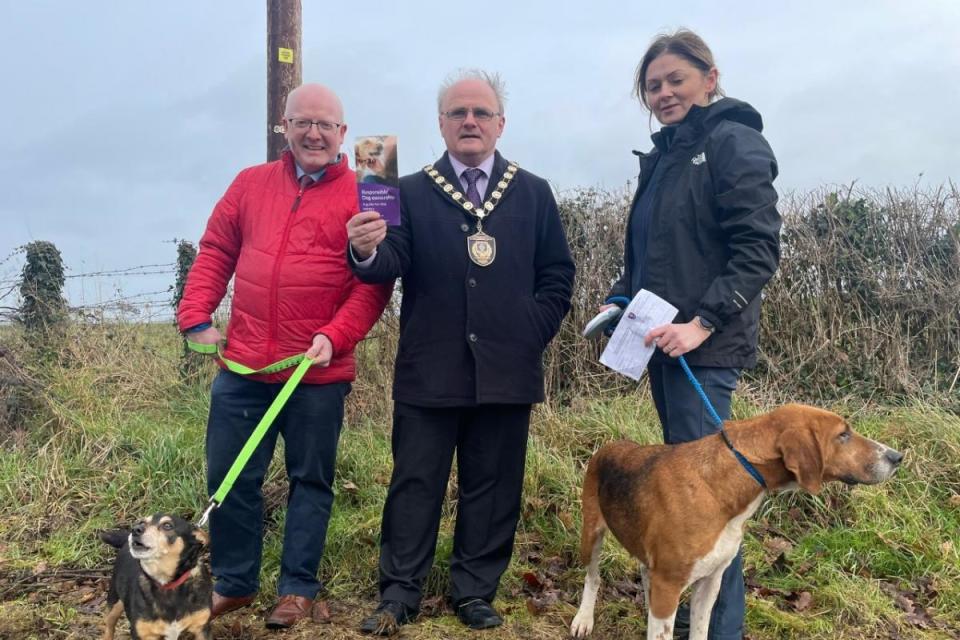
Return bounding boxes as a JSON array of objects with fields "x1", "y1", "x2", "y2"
[{"x1": 570, "y1": 404, "x2": 903, "y2": 640}]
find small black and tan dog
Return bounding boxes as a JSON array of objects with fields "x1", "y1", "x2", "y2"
[{"x1": 100, "y1": 514, "x2": 212, "y2": 640}]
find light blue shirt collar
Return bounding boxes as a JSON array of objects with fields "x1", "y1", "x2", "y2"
[
  {"x1": 295, "y1": 153, "x2": 341, "y2": 181},
  {"x1": 448, "y1": 153, "x2": 495, "y2": 182}
]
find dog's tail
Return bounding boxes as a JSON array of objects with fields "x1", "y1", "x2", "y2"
[
  {"x1": 579, "y1": 453, "x2": 608, "y2": 566},
  {"x1": 99, "y1": 529, "x2": 128, "y2": 548}
]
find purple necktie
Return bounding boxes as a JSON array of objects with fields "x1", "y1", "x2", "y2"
[
  {"x1": 299, "y1": 174, "x2": 315, "y2": 190},
  {"x1": 463, "y1": 168, "x2": 484, "y2": 208}
]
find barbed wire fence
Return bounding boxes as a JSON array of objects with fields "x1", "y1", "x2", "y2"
[
  {"x1": 0, "y1": 264, "x2": 177, "y2": 323},
  {"x1": 0, "y1": 245, "x2": 232, "y2": 327}
]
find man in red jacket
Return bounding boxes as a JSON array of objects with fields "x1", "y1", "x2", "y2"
[{"x1": 177, "y1": 84, "x2": 392, "y2": 629}]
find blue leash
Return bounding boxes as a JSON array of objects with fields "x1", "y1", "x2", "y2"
[{"x1": 677, "y1": 355, "x2": 767, "y2": 489}]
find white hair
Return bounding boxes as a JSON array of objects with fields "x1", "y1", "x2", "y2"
[{"x1": 437, "y1": 68, "x2": 507, "y2": 114}]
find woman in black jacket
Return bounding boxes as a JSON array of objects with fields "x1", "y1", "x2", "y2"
[{"x1": 603, "y1": 29, "x2": 781, "y2": 640}]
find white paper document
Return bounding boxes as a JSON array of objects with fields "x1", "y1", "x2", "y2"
[{"x1": 599, "y1": 289, "x2": 678, "y2": 380}]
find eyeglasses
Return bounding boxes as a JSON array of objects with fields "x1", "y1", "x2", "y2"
[
  {"x1": 286, "y1": 118, "x2": 342, "y2": 132},
  {"x1": 442, "y1": 107, "x2": 501, "y2": 122}
]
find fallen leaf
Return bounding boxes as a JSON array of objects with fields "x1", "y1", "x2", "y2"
[
  {"x1": 948, "y1": 494, "x2": 960, "y2": 508},
  {"x1": 525, "y1": 597, "x2": 543, "y2": 616},
  {"x1": 525, "y1": 589, "x2": 561, "y2": 616},
  {"x1": 904, "y1": 611, "x2": 931, "y2": 628},
  {"x1": 32, "y1": 561, "x2": 48, "y2": 575},
  {"x1": 78, "y1": 594, "x2": 106, "y2": 614},
  {"x1": 610, "y1": 578, "x2": 642, "y2": 598},
  {"x1": 420, "y1": 596, "x2": 446, "y2": 617},
  {"x1": 791, "y1": 591, "x2": 813, "y2": 612},
  {"x1": 891, "y1": 592, "x2": 915, "y2": 614},
  {"x1": 544, "y1": 556, "x2": 566, "y2": 580},
  {"x1": 519, "y1": 549, "x2": 543, "y2": 564},
  {"x1": 523, "y1": 572, "x2": 544, "y2": 590},
  {"x1": 941, "y1": 540, "x2": 954, "y2": 555},
  {"x1": 762, "y1": 536, "x2": 794, "y2": 563},
  {"x1": 914, "y1": 576, "x2": 939, "y2": 599},
  {"x1": 341, "y1": 480, "x2": 358, "y2": 493}
]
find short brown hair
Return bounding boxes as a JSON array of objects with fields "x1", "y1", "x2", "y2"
[{"x1": 634, "y1": 29, "x2": 724, "y2": 110}]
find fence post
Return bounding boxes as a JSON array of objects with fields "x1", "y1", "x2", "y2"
[
  {"x1": 172, "y1": 240, "x2": 204, "y2": 380},
  {"x1": 18, "y1": 241, "x2": 67, "y2": 354}
]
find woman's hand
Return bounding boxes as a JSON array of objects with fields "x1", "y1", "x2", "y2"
[{"x1": 644, "y1": 320, "x2": 712, "y2": 358}]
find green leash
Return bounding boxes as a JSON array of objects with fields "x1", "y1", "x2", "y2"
[
  {"x1": 185, "y1": 340, "x2": 308, "y2": 376},
  {"x1": 187, "y1": 340, "x2": 314, "y2": 527}
]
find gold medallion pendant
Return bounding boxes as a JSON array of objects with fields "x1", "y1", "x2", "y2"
[
  {"x1": 467, "y1": 231, "x2": 496, "y2": 266},
  {"x1": 423, "y1": 161, "x2": 518, "y2": 268}
]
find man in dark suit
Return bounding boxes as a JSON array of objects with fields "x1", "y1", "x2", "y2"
[{"x1": 346, "y1": 69, "x2": 575, "y2": 634}]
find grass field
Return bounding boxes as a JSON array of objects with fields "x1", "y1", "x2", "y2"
[{"x1": 1, "y1": 322, "x2": 958, "y2": 639}]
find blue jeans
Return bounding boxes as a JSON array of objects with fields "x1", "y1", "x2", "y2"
[
  {"x1": 205, "y1": 370, "x2": 349, "y2": 599},
  {"x1": 648, "y1": 363, "x2": 744, "y2": 640}
]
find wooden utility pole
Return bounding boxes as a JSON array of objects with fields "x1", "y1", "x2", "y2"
[{"x1": 267, "y1": 0, "x2": 302, "y2": 161}]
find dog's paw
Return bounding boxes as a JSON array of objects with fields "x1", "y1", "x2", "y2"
[{"x1": 570, "y1": 610, "x2": 594, "y2": 637}]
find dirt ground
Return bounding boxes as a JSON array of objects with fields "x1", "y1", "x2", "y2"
[
  {"x1": 0, "y1": 568, "x2": 609, "y2": 640},
  {"x1": 2, "y1": 566, "x2": 953, "y2": 640}
]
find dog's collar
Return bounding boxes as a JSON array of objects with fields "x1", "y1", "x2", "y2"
[
  {"x1": 676, "y1": 355, "x2": 767, "y2": 489},
  {"x1": 149, "y1": 568, "x2": 194, "y2": 591},
  {"x1": 719, "y1": 428, "x2": 767, "y2": 489}
]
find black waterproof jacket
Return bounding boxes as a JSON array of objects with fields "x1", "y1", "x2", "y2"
[
  {"x1": 609, "y1": 98, "x2": 781, "y2": 368},
  {"x1": 350, "y1": 151, "x2": 575, "y2": 406}
]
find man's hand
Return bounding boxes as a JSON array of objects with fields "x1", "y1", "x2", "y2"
[
  {"x1": 306, "y1": 333, "x2": 333, "y2": 367},
  {"x1": 644, "y1": 321, "x2": 711, "y2": 358},
  {"x1": 347, "y1": 211, "x2": 387, "y2": 260},
  {"x1": 188, "y1": 326, "x2": 223, "y2": 347}
]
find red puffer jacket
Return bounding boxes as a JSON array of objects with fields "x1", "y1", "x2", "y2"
[{"x1": 178, "y1": 151, "x2": 392, "y2": 384}]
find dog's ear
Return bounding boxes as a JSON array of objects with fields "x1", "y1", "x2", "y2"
[
  {"x1": 192, "y1": 527, "x2": 209, "y2": 547},
  {"x1": 99, "y1": 529, "x2": 129, "y2": 548},
  {"x1": 776, "y1": 426, "x2": 824, "y2": 494}
]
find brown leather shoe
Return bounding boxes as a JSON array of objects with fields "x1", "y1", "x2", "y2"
[
  {"x1": 266, "y1": 594, "x2": 329, "y2": 629},
  {"x1": 211, "y1": 592, "x2": 256, "y2": 618}
]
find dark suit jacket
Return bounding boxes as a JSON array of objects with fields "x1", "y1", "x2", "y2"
[{"x1": 350, "y1": 151, "x2": 575, "y2": 406}]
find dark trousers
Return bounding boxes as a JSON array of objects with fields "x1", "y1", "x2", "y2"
[
  {"x1": 648, "y1": 363, "x2": 744, "y2": 640},
  {"x1": 378, "y1": 402, "x2": 531, "y2": 610},
  {"x1": 205, "y1": 370, "x2": 349, "y2": 599}
]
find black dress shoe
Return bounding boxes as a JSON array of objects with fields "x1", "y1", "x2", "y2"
[
  {"x1": 456, "y1": 598, "x2": 503, "y2": 630},
  {"x1": 359, "y1": 600, "x2": 416, "y2": 636}
]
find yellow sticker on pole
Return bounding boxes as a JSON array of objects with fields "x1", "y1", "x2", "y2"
[{"x1": 278, "y1": 48, "x2": 294, "y2": 64}]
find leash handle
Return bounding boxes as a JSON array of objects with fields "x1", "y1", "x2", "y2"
[
  {"x1": 604, "y1": 295, "x2": 632, "y2": 308},
  {"x1": 186, "y1": 339, "x2": 306, "y2": 375}
]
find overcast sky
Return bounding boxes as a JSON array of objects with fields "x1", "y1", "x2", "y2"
[{"x1": 1, "y1": 1, "x2": 958, "y2": 314}]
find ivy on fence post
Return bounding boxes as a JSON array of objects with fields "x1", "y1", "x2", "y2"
[
  {"x1": 172, "y1": 239, "x2": 204, "y2": 380},
  {"x1": 18, "y1": 241, "x2": 67, "y2": 355}
]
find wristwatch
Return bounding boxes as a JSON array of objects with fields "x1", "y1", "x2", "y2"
[{"x1": 694, "y1": 316, "x2": 716, "y2": 334}]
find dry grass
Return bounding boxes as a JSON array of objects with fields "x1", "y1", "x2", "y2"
[{"x1": 1, "y1": 183, "x2": 958, "y2": 638}]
